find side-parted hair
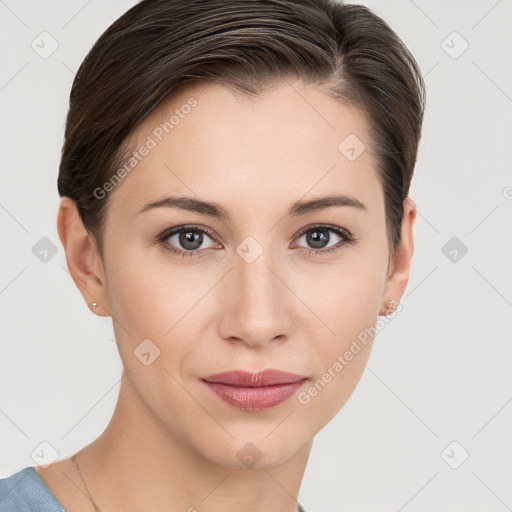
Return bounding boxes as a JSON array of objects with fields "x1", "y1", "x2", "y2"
[{"x1": 57, "y1": 0, "x2": 426, "y2": 258}]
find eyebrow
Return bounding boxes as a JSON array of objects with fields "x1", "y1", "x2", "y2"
[{"x1": 138, "y1": 193, "x2": 367, "y2": 219}]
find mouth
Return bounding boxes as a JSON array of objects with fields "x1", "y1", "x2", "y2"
[{"x1": 200, "y1": 369, "x2": 309, "y2": 411}]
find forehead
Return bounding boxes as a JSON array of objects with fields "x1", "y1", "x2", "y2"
[{"x1": 107, "y1": 79, "x2": 382, "y2": 220}]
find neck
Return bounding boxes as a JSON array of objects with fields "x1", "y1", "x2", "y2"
[{"x1": 73, "y1": 369, "x2": 312, "y2": 512}]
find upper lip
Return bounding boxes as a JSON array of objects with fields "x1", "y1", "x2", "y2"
[{"x1": 201, "y1": 369, "x2": 308, "y2": 387}]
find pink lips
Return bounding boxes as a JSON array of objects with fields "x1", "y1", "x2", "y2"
[{"x1": 200, "y1": 369, "x2": 308, "y2": 411}]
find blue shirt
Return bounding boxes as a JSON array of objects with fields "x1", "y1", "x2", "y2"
[
  {"x1": 1, "y1": 465, "x2": 308, "y2": 511},
  {"x1": 0, "y1": 466, "x2": 64, "y2": 511}
]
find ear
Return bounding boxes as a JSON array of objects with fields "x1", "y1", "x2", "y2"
[
  {"x1": 57, "y1": 197, "x2": 111, "y2": 317},
  {"x1": 378, "y1": 197, "x2": 416, "y2": 315}
]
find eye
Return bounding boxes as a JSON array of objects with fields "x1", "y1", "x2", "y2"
[
  {"x1": 157, "y1": 225, "x2": 220, "y2": 257},
  {"x1": 156, "y1": 223, "x2": 356, "y2": 258},
  {"x1": 293, "y1": 224, "x2": 355, "y2": 255}
]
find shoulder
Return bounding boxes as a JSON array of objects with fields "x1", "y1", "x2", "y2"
[{"x1": 0, "y1": 466, "x2": 64, "y2": 512}]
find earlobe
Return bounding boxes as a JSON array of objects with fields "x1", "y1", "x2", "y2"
[{"x1": 57, "y1": 197, "x2": 110, "y2": 317}]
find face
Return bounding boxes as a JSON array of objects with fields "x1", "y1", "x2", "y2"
[{"x1": 63, "y1": 79, "x2": 414, "y2": 468}]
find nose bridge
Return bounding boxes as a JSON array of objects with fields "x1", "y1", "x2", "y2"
[{"x1": 219, "y1": 239, "x2": 290, "y2": 345}]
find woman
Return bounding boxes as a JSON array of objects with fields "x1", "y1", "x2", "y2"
[{"x1": 0, "y1": 0, "x2": 425, "y2": 510}]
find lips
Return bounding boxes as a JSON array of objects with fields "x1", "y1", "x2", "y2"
[
  {"x1": 200, "y1": 369, "x2": 309, "y2": 411},
  {"x1": 201, "y1": 369, "x2": 307, "y2": 387}
]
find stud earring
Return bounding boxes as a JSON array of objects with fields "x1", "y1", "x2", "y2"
[
  {"x1": 383, "y1": 299, "x2": 400, "y2": 315},
  {"x1": 91, "y1": 302, "x2": 98, "y2": 308}
]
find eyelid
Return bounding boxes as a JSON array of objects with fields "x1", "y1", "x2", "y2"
[
  {"x1": 158, "y1": 224, "x2": 219, "y2": 242},
  {"x1": 292, "y1": 223, "x2": 353, "y2": 241}
]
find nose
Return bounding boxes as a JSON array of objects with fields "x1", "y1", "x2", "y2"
[{"x1": 218, "y1": 244, "x2": 293, "y2": 348}]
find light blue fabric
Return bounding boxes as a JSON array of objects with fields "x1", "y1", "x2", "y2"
[
  {"x1": 0, "y1": 465, "x2": 308, "y2": 512},
  {"x1": 0, "y1": 466, "x2": 64, "y2": 512}
]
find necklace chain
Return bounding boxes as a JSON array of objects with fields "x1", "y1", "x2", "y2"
[{"x1": 71, "y1": 454, "x2": 101, "y2": 512}]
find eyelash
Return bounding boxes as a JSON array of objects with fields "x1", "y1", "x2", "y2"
[{"x1": 156, "y1": 223, "x2": 357, "y2": 258}]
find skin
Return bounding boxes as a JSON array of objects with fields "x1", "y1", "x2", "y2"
[{"x1": 36, "y1": 79, "x2": 416, "y2": 512}]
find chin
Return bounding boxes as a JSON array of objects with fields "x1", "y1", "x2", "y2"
[{"x1": 192, "y1": 429, "x2": 309, "y2": 469}]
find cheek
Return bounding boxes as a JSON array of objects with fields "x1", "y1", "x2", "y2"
[
  {"x1": 104, "y1": 252, "x2": 199, "y2": 409},
  {"x1": 106, "y1": 244, "x2": 190, "y2": 331},
  {"x1": 310, "y1": 255, "x2": 387, "y2": 344},
  {"x1": 299, "y1": 254, "x2": 387, "y2": 418},
  {"x1": 105, "y1": 247, "x2": 217, "y2": 368},
  {"x1": 297, "y1": 294, "x2": 378, "y2": 428}
]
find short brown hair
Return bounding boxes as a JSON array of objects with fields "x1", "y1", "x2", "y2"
[{"x1": 58, "y1": 0, "x2": 426, "y2": 257}]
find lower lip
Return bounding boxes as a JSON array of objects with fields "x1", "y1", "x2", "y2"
[{"x1": 201, "y1": 379, "x2": 308, "y2": 411}]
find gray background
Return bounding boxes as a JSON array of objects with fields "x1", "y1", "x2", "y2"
[{"x1": 1, "y1": 0, "x2": 511, "y2": 510}]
